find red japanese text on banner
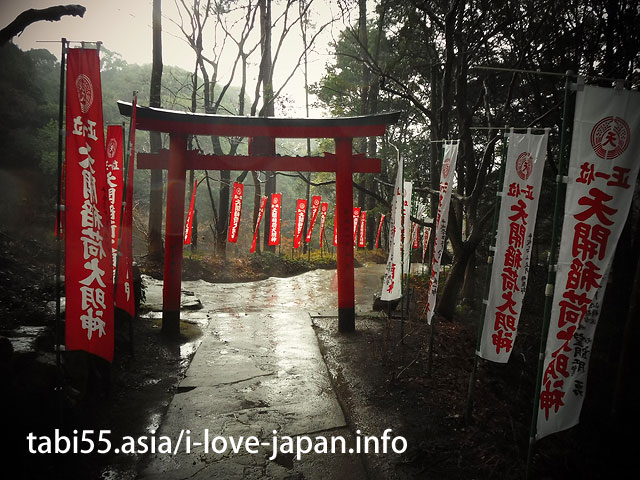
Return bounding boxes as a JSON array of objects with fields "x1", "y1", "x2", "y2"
[
  {"x1": 358, "y1": 210, "x2": 367, "y2": 248},
  {"x1": 228, "y1": 182, "x2": 244, "y2": 243},
  {"x1": 64, "y1": 47, "x2": 114, "y2": 362},
  {"x1": 375, "y1": 214, "x2": 385, "y2": 249},
  {"x1": 412, "y1": 223, "x2": 420, "y2": 249},
  {"x1": 105, "y1": 125, "x2": 124, "y2": 275},
  {"x1": 537, "y1": 85, "x2": 640, "y2": 440},
  {"x1": 479, "y1": 130, "x2": 549, "y2": 363},
  {"x1": 184, "y1": 180, "x2": 197, "y2": 245},
  {"x1": 294, "y1": 199, "x2": 307, "y2": 248},
  {"x1": 115, "y1": 96, "x2": 137, "y2": 319},
  {"x1": 402, "y1": 182, "x2": 413, "y2": 270},
  {"x1": 352, "y1": 207, "x2": 361, "y2": 246},
  {"x1": 250, "y1": 196, "x2": 268, "y2": 253},
  {"x1": 381, "y1": 159, "x2": 404, "y2": 301},
  {"x1": 305, "y1": 195, "x2": 322, "y2": 242},
  {"x1": 268, "y1": 193, "x2": 282, "y2": 246},
  {"x1": 319, "y1": 202, "x2": 329, "y2": 247},
  {"x1": 425, "y1": 141, "x2": 459, "y2": 324},
  {"x1": 422, "y1": 227, "x2": 431, "y2": 264}
]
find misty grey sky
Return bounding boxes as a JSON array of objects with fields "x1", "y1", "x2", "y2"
[{"x1": 1, "y1": 0, "x2": 366, "y2": 116}]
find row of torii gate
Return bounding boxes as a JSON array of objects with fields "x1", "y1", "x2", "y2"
[{"x1": 118, "y1": 101, "x2": 399, "y2": 335}]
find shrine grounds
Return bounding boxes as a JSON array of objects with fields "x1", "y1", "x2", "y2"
[{"x1": 1, "y1": 230, "x2": 638, "y2": 479}]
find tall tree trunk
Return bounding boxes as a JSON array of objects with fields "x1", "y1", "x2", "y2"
[
  {"x1": 355, "y1": 0, "x2": 369, "y2": 222},
  {"x1": 148, "y1": 0, "x2": 164, "y2": 258},
  {"x1": 365, "y1": 5, "x2": 385, "y2": 249},
  {"x1": 252, "y1": 171, "x2": 261, "y2": 255},
  {"x1": 300, "y1": 1, "x2": 311, "y2": 253},
  {"x1": 260, "y1": 0, "x2": 276, "y2": 253},
  {"x1": 218, "y1": 167, "x2": 230, "y2": 259}
]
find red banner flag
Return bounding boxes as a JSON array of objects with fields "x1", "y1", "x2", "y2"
[
  {"x1": 375, "y1": 214, "x2": 385, "y2": 248},
  {"x1": 105, "y1": 126, "x2": 124, "y2": 273},
  {"x1": 294, "y1": 199, "x2": 307, "y2": 248},
  {"x1": 184, "y1": 179, "x2": 197, "y2": 245},
  {"x1": 268, "y1": 193, "x2": 282, "y2": 245},
  {"x1": 319, "y1": 202, "x2": 328, "y2": 248},
  {"x1": 115, "y1": 97, "x2": 137, "y2": 320},
  {"x1": 305, "y1": 195, "x2": 322, "y2": 242},
  {"x1": 228, "y1": 182, "x2": 244, "y2": 243},
  {"x1": 352, "y1": 207, "x2": 361, "y2": 246},
  {"x1": 358, "y1": 210, "x2": 367, "y2": 248},
  {"x1": 250, "y1": 195, "x2": 268, "y2": 253},
  {"x1": 64, "y1": 47, "x2": 114, "y2": 362},
  {"x1": 412, "y1": 223, "x2": 420, "y2": 249},
  {"x1": 422, "y1": 226, "x2": 431, "y2": 264}
]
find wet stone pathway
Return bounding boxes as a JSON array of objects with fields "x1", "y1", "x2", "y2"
[{"x1": 138, "y1": 265, "x2": 386, "y2": 480}]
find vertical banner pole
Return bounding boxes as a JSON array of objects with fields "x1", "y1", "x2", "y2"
[
  {"x1": 114, "y1": 97, "x2": 135, "y2": 305},
  {"x1": 465, "y1": 130, "x2": 506, "y2": 423},
  {"x1": 54, "y1": 38, "x2": 67, "y2": 429},
  {"x1": 404, "y1": 203, "x2": 415, "y2": 332},
  {"x1": 400, "y1": 145, "x2": 407, "y2": 342},
  {"x1": 526, "y1": 71, "x2": 574, "y2": 478},
  {"x1": 120, "y1": 92, "x2": 137, "y2": 354},
  {"x1": 55, "y1": 38, "x2": 67, "y2": 371}
]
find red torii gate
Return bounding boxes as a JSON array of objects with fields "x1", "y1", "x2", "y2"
[{"x1": 118, "y1": 101, "x2": 399, "y2": 335}]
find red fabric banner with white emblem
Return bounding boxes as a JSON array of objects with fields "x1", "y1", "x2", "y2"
[
  {"x1": 305, "y1": 195, "x2": 322, "y2": 242},
  {"x1": 294, "y1": 199, "x2": 307, "y2": 248},
  {"x1": 105, "y1": 125, "x2": 124, "y2": 274},
  {"x1": 268, "y1": 193, "x2": 282, "y2": 246},
  {"x1": 411, "y1": 223, "x2": 420, "y2": 249},
  {"x1": 64, "y1": 48, "x2": 114, "y2": 362},
  {"x1": 184, "y1": 179, "x2": 197, "y2": 245},
  {"x1": 319, "y1": 202, "x2": 328, "y2": 247},
  {"x1": 228, "y1": 182, "x2": 244, "y2": 243},
  {"x1": 250, "y1": 195, "x2": 268, "y2": 253},
  {"x1": 425, "y1": 141, "x2": 459, "y2": 324},
  {"x1": 537, "y1": 85, "x2": 640, "y2": 440},
  {"x1": 115, "y1": 97, "x2": 137, "y2": 319},
  {"x1": 375, "y1": 214, "x2": 385, "y2": 249},
  {"x1": 358, "y1": 210, "x2": 367, "y2": 248},
  {"x1": 421, "y1": 226, "x2": 431, "y2": 264},
  {"x1": 352, "y1": 207, "x2": 361, "y2": 246},
  {"x1": 479, "y1": 130, "x2": 549, "y2": 363}
]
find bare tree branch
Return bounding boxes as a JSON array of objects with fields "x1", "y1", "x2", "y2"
[{"x1": 0, "y1": 4, "x2": 86, "y2": 46}]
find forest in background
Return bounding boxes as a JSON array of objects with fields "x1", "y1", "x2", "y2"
[{"x1": 2, "y1": 0, "x2": 639, "y2": 319}]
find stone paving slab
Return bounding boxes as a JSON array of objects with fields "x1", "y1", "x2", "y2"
[{"x1": 138, "y1": 311, "x2": 365, "y2": 479}]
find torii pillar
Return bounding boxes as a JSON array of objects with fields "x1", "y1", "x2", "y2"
[
  {"x1": 335, "y1": 137, "x2": 355, "y2": 331},
  {"x1": 162, "y1": 133, "x2": 188, "y2": 337},
  {"x1": 118, "y1": 101, "x2": 399, "y2": 336}
]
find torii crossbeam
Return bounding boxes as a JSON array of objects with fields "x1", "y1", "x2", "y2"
[{"x1": 118, "y1": 101, "x2": 400, "y2": 335}]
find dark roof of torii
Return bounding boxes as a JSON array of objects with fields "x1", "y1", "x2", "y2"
[{"x1": 117, "y1": 101, "x2": 401, "y2": 139}]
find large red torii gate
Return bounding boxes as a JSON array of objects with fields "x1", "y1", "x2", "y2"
[{"x1": 118, "y1": 101, "x2": 399, "y2": 335}]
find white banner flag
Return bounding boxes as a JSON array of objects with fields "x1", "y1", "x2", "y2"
[
  {"x1": 402, "y1": 181, "x2": 413, "y2": 269},
  {"x1": 479, "y1": 130, "x2": 549, "y2": 363},
  {"x1": 537, "y1": 85, "x2": 640, "y2": 440},
  {"x1": 425, "y1": 141, "x2": 459, "y2": 324},
  {"x1": 381, "y1": 159, "x2": 404, "y2": 301}
]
